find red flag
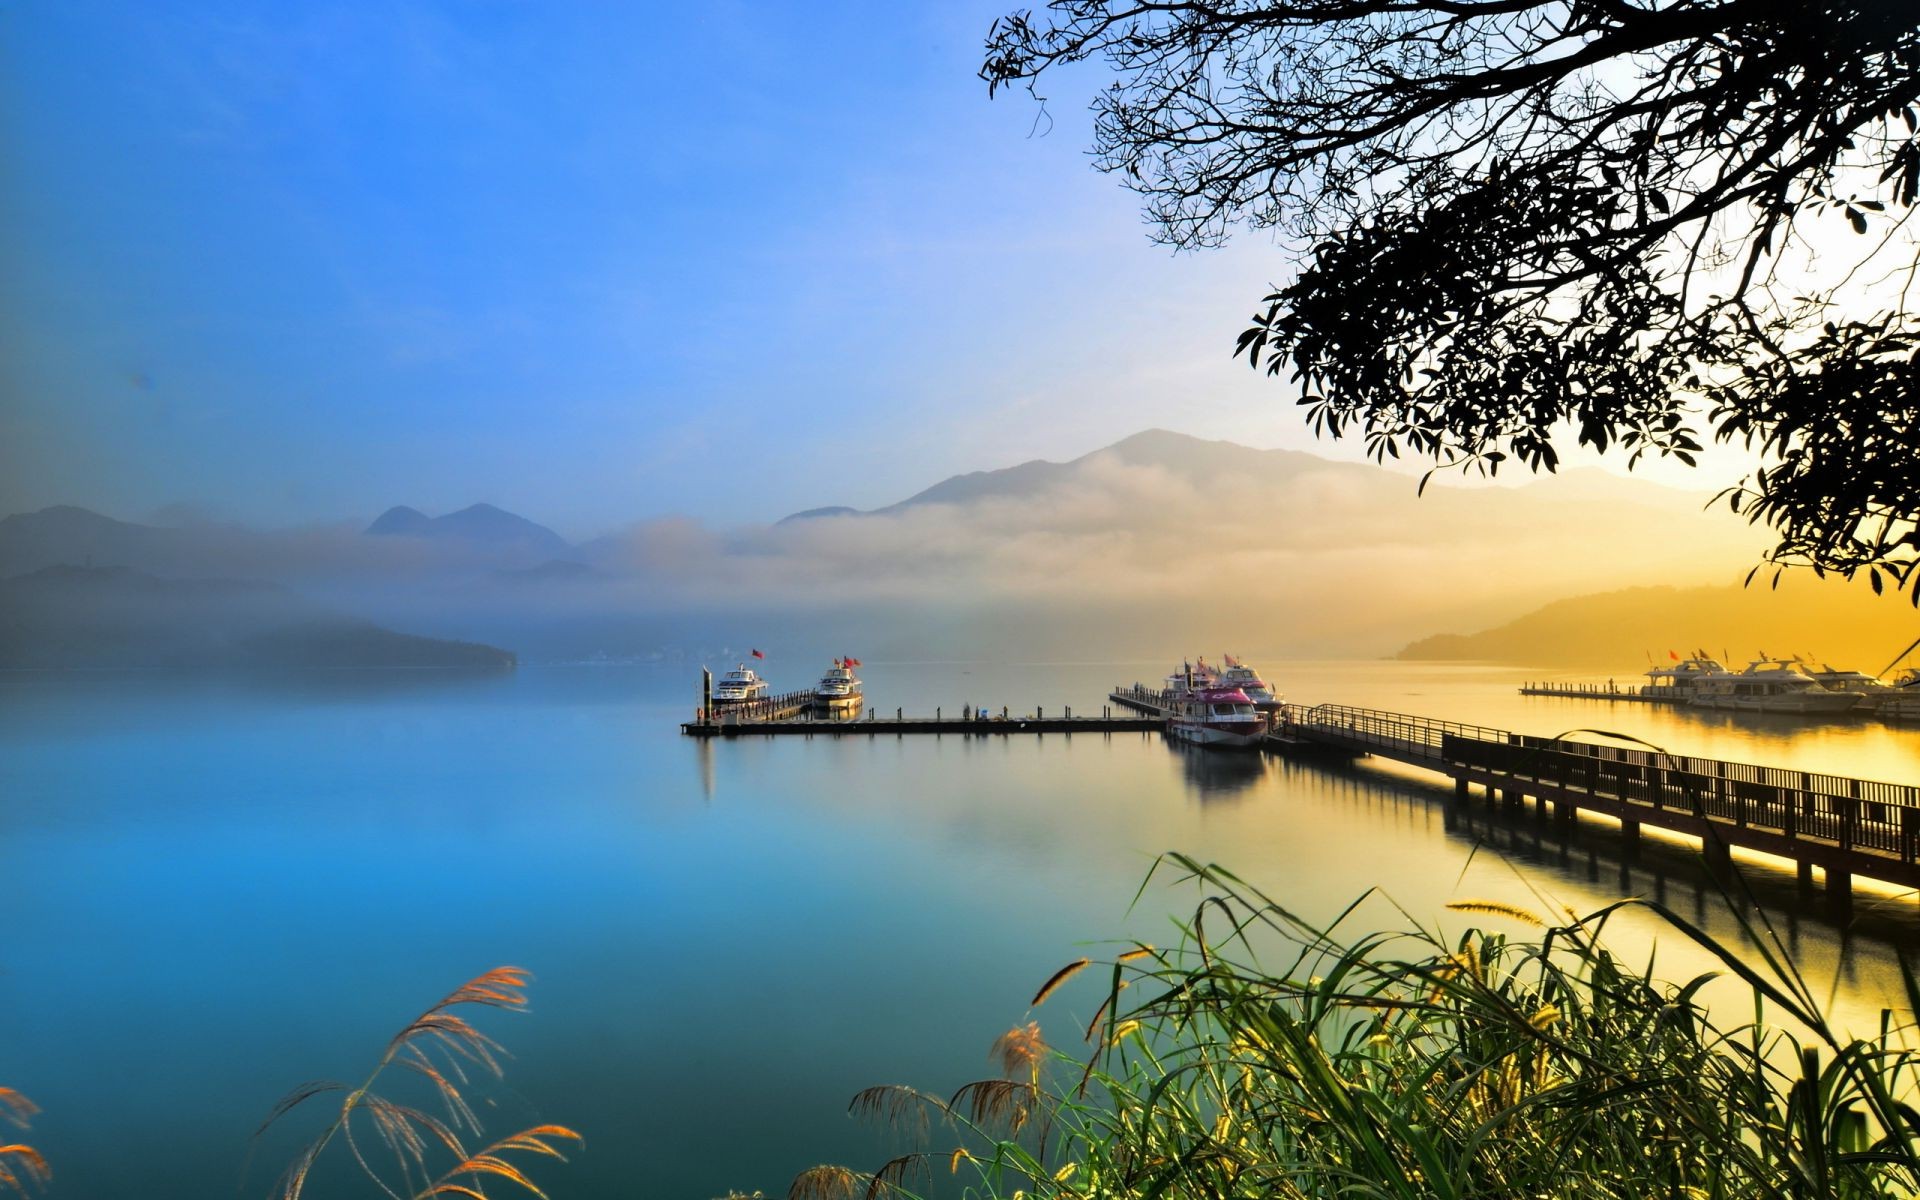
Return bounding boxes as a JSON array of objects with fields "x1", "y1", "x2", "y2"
[
  {"x1": 1669, "y1": 649, "x2": 1679, "y2": 660},
  {"x1": 751, "y1": 648, "x2": 764, "y2": 659},
  {"x1": 847, "y1": 656, "x2": 861, "y2": 667}
]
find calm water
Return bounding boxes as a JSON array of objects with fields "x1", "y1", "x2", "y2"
[{"x1": 4, "y1": 660, "x2": 1919, "y2": 1199}]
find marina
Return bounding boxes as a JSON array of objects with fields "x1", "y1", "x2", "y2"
[{"x1": 689, "y1": 670, "x2": 1920, "y2": 915}]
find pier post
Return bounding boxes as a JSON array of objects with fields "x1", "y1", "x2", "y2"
[
  {"x1": 1620, "y1": 818, "x2": 1640, "y2": 859},
  {"x1": 1797, "y1": 859, "x2": 1815, "y2": 897},
  {"x1": 1702, "y1": 835, "x2": 1732, "y2": 881},
  {"x1": 1828, "y1": 866, "x2": 1854, "y2": 918}
]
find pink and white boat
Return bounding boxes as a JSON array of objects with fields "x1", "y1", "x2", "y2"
[{"x1": 1168, "y1": 685, "x2": 1267, "y2": 749}]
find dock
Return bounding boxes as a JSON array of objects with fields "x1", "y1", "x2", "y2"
[
  {"x1": 690, "y1": 676, "x2": 1918, "y2": 912},
  {"x1": 682, "y1": 695, "x2": 1158, "y2": 738},
  {"x1": 1519, "y1": 681, "x2": 1679, "y2": 704},
  {"x1": 1276, "y1": 703, "x2": 1920, "y2": 915}
]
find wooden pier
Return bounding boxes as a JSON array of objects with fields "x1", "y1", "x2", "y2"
[
  {"x1": 1519, "y1": 681, "x2": 1679, "y2": 704},
  {"x1": 682, "y1": 700, "x2": 1158, "y2": 738},
  {"x1": 1279, "y1": 703, "x2": 1920, "y2": 914}
]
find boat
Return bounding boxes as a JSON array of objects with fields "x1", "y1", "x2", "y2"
[
  {"x1": 1688, "y1": 657, "x2": 1865, "y2": 714},
  {"x1": 712, "y1": 664, "x2": 770, "y2": 706},
  {"x1": 1216, "y1": 654, "x2": 1283, "y2": 718},
  {"x1": 1642, "y1": 655, "x2": 1731, "y2": 698},
  {"x1": 1883, "y1": 668, "x2": 1920, "y2": 721},
  {"x1": 1163, "y1": 658, "x2": 1219, "y2": 698},
  {"x1": 813, "y1": 659, "x2": 864, "y2": 715},
  {"x1": 1167, "y1": 685, "x2": 1267, "y2": 749},
  {"x1": 1800, "y1": 658, "x2": 1903, "y2": 712}
]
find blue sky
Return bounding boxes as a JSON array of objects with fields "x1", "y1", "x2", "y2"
[{"x1": 0, "y1": 0, "x2": 1336, "y2": 537}]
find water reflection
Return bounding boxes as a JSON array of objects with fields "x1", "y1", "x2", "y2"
[
  {"x1": 1166, "y1": 738, "x2": 1270, "y2": 801},
  {"x1": 1286, "y1": 752, "x2": 1920, "y2": 948}
]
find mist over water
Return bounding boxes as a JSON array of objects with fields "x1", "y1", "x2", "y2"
[{"x1": 3, "y1": 660, "x2": 1916, "y2": 1199}]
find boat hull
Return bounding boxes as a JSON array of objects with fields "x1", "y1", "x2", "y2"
[
  {"x1": 1168, "y1": 719, "x2": 1266, "y2": 749},
  {"x1": 1689, "y1": 691, "x2": 1863, "y2": 714}
]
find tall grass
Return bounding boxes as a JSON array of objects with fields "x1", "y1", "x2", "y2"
[
  {"x1": 254, "y1": 966, "x2": 579, "y2": 1200},
  {"x1": 0, "y1": 1089, "x2": 48, "y2": 1196},
  {"x1": 796, "y1": 853, "x2": 1920, "y2": 1200}
]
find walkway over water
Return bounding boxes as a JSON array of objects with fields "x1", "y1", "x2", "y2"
[
  {"x1": 1108, "y1": 685, "x2": 1920, "y2": 912},
  {"x1": 1282, "y1": 703, "x2": 1920, "y2": 914}
]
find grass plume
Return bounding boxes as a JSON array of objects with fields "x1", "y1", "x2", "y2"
[
  {"x1": 252, "y1": 966, "x2": 578, "y2": 1200},
  {"x1": 0, "y1": 1089, "x2": 48, "y2": 1197},
  {"x1": 805, "y1": 852, "x2": 1920, "y2": 1200},
  {"x1": 1029, "y1": 959, "x2": 1090, "y2": 1008}
]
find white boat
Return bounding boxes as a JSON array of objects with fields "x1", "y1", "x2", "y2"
[
  {"x1": 813, "y1": 660, "x2": 864, "y2": 715},
  {"x1": 1163, "y1": 658, "x2": 1219, "y2": 697},
  {"x1": 1642, "y1": 655, "x2": 1731, "y2": 698},
  {"x1": 1168, "y1": 685, "x2": 1267, "y2": 749},
  {"x1": 1800, "y1": 659, "x2": 1902, "y2": 712},
  {"x1": 1216, "y1": 654, "x2": 1283, "y2": 717},
  {"x1": 1688, "y1": 657, "x2": 1865, "y2": 714},
  {"x1": 1883, "y1": 668, "x2": 1920, "y2": 721},
  {"x1": 712, "y1": 664, "x2": 770, "y2": 706}
]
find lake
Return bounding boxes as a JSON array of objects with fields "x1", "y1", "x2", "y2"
[{"x1": 4, "y1": 659, "x2": 1919, "y2": 1199}]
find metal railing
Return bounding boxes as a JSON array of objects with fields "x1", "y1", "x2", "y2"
[
  {"x1": 1282, "y1": 703, "x2": 1511, "y2": 762},
  {"x1": 1280, "y1": 703, "x2": 1920, "y2": 859},
  {"x1": 1443, "y1": 733, "x2": 1920, "y2": 858}
]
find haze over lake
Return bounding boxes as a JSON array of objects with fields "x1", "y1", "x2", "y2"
[{"x1": 5, "y1": 659, "x2": 1917, "y2": 1199}]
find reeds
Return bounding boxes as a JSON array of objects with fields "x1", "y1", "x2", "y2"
[
  {"x1": 0, "y1": 1089, "x2": 48, "y2": 1197},
  {"x1": 800, "y1": 852, "x2": 1920, "y2": 1200},
  {"x1": 254, "y1": 966, "x2": 579, "y2": 1200}
]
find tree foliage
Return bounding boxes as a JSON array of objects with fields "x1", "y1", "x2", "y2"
[{"x1": 983, "y1": 0, "x2": 1920, "y2": 600}]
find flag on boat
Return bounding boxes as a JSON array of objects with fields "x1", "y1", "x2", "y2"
[
  {"x1": 1669, "y1": 649, "x2": 1680, "y2": 660},
  {"x1": 845, "y1": 656, "x2": 861, "y2": 667},
  {"x1": 751, "y1": 648, "x2": 765, "y2": 659}
]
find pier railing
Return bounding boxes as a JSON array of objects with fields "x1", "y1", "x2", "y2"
[
  {"x1": 1283, "y1": 704, "x2": 1511, "y2": 763},
  {"x1": 703, "y1": 688, "x2": 817, "y2": 724},
  {"x1": 1274, "y1": 702, "x2": 1920, "y2": 863},
  {"x1": 1444, "y1": 733, "x2": 1920, "y2": 857}
]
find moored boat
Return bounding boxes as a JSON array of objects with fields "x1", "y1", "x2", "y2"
[
  {"x1": 813, "y1": 658, "x2": 864, "y2": 715},
  {"x1": 712, "y1": 664, "x2": 770, "y2": 706},
  {"x1": 1642, "y1": 655, "x2": 1731, "y2": 699},
  {"x1": 1168, "y1": 685, "x2": 1267, "y2": 749},
  {"x1": 1883, "y1": 668, "x2": 1920, "y2": 721},
  {"x1": 1688, "y1": 657, "x2": 1864, "y2": 714},
  {"x1": 1216, "y1": 654, "x2": 1283, "y2": 718}
]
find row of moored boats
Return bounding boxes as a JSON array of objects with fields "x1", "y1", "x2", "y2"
[
  {"x1": 712, "y1": 659, "x2": 865, "y2": 716},
  {"x1": 1645, "y1": 654, "x2": 1920, "y2": 717},
  {"x1": 1161, "y1": 655, "x2": 1284, "y2": 749}
]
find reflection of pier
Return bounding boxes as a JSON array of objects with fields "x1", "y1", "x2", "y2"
[{"x1": 1278, "y1": 704, "x2": 1920, "y2": 916}]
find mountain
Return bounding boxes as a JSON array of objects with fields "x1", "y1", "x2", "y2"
[
  {"x1": 364, "y1": 503, "x2": 571, "y2": 560},
  {"x1": 0, "y1": 564, "x2": 515, "y2": 670},
  {"x1": 0, "y1": 505, "x2": 174, "y2": 574},
  {"x1": 1394, "y1": 580, "x2": 1919, "y2": 671},
  {"x1": 778, "y1": 506, "x2": 859, "y2": 524},
  {"x1": 779, "y1": 428, "x2": 1712, "y2": 522}
]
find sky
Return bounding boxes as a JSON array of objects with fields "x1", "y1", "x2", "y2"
[{"x1": 0, "y1": 0, "x2": 1759, "y2": 541}]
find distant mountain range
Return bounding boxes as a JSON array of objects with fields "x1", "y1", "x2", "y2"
[
  {"x1": 1395, "y1": 581, "x2": 1917, "y2": 671},
  {"x1": 780, "y1": 430, "x2": 1390, "y2": 521},
  {"x1": 0, "y1": 564, "x2": 515, "y2": 670},
  {"x1": 366, "y1": 503, "x2": 573, "y2": 560},
  {"x1": 2, "y1": 427, "x2": 1870, "y2": 662}
]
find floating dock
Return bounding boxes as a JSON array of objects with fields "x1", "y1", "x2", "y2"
[
  {"x1": 681, "y1": 713, "x2": 1160, "y2": 738},
  {"x1": 1519, "y1": 682, "x2": 1679, "y2": 704}
]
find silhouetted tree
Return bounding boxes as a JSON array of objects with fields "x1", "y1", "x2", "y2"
[{"x1": 985, "y1": 0, "x2": 1920, "y2": 600}]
